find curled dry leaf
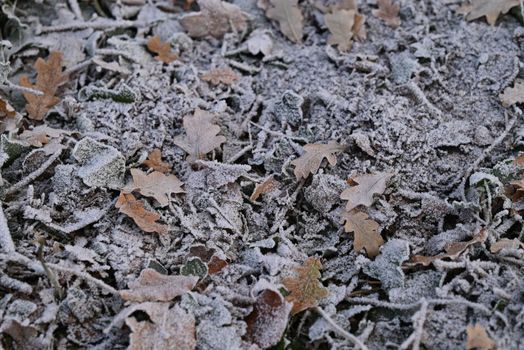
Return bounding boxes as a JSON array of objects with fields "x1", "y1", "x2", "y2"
[
  {"x1": 143, "y1": 148, "x2": 172, "y2": 173},
  {"x1": 372, "y1": 0, "x2": 401, "y2": 27},
  {"x1": 341, "y1": 209, "x2": 384, "y2": 257},
  {"x1": 146, "y1": 36, "x2": 178, "y2": 64},
  {"x1": 490, "y1": 238, "x2": 524, "y2": 253},
  {"x1": 115, "y1": 192, "x2": 169, "y2": 234},
  {"x1": 265, "y1": 0, "x2": 304, "y2": 43},
  {"x1": 283, "y1": 257, "x2": 329, "y2": 315},
  {"x1": 460, "y1": 0, "x2": 520, "y2": 26},
  {"x1": 0, "y1": 98, "x2": 21, "y2": 133},
  {"x1": 119, "y1": 268, "x2": 198, "y2": 302},
  {"x1": 291, "y1": 141, "x2": 345, "y2": 180},
  {"x1": 250, "y1": 175, "x2": 280, "y2": 201},
  {"x1": 19, "y1": 51, "x2": 69, "y2": 120},
  {"x1": 173, "y1": 108, "x2": 226, "y2": 160},
  {"x1": 466, "y1": 323, "x2": 496, "y2": 350},
  {"x1": 325, "y1": 10, "x2": 356, "y2": 52},
  {"x1": 201, "y1": 67, "x2": 238, "y2": 86},
  {"x1": 340, "y1": 172, "x2": 393, "y2": 211},
  {"x1": 499, "y1": 80, "x2": 524, "y2": 108},
  {"x1": 123, "y1": 168, "x2": 184, "y2": 207}
]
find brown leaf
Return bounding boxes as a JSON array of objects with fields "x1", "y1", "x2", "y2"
[
  {"x1": 19, "y1": 51, "x2": 68, "y2": 120},
  {"x1": 207, "y1": 255, "x2": 228, "y2": 274},
  {"x1": 325, "y1": 10, "x2": 356, "y2": 52},
  {"x1": 461, "y1": 0, "x2": 519, "y2": 26},
  {"x1": 119, "y1": 268, "x2": 198, "y2": 302},
  {"x1": 0, "y1": 98, "x2": 21, "y2": 133},
  {"x1": 264, "y1": 0, "x2": 304, "y2": 43},
  {"x1": 201, "y1": 67, "x2": 239, "y2": 85},
  {"x1": 372, "y1": 0, "x2": 401, "y2": 27},
  {"x1": 291, "y1": 141, "x2": 345, "y2": 180},
  {"x1": 490, "y1": 238, "x2": 524, "y2": 253},
  {"x1": 180, "y1": 0, "x2": 249, "y2": 39},
  {"x1": 173, "y1": 108, "x2": 226, "y2": 160},
  {"x1": 341, "y1": 209, "x2": 384, "y2": 257},
  {"x1": 282, "y1": 257, "x2": 329, "y2": 315},
  {"x1": 466, "y1": 323, "x2": 496, "y2": 350},
  {"x1": 123, "y1": 169, "x2": 185, "y2": 207},
  {"x1": 340, "y1": 172, "x2": 393, "y2": 211},
  {"x1": 115, "y1": 193, "x2": 169, "y2": 234},
  {"x1": 500, "y1": 80, "x2": 524, "y2": 107},
  {"x1": 143, "y1": 149, "x2": 172, "y2": 173},
  {"x1": 146, "y1": 36, "x2": 178, "y2": 63},
  {"x1": 250, "y1": 175, "x2": 280, "y2": 201}
]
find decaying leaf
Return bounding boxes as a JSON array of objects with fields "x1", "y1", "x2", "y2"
[
  {"x1": 180, "y1": 0, "x2": 249, "y2": 39},
  {"x1": 123, "y1": 169, "x2": 184, "y2": 207},
  {"x1": 201, "y1": 67, "x2": 238, "y2": 85},
  {"x1": 173, "y1": 108, "x2": 226, "y2": 160},
  {"x1": 372, "y1": 0, "x2": 401, "y2": 27},
  {"x1": 282, "y1": 257, "x2": 329, "y2": 315},
  {"x1": 340, "y1": 172, "x2": 393, "y2": 211},
  {"x1": 19, "y1": 51, "x2": 68, "y2": 120},
  {"x1": 490, "y1": 238, "x2": 524, "y2": 253},
  {"x1": 460, "y1": 0, "x2": 520, "y2": 26},
  {"x1": 115, "y1": 192, "x2": 169, "y2": 234},
  {"x1": 119, "y1": 268, "x2": 198, "y2": 302},
  {"x1": 341, "y1": 209, "x2": 384, "y2": 257},
  {"x1": 325, "y1": 10, "x2": 356, "y2": 52},
  {"x1": 0, "y1": 97, "x2": 21, "y2": 133},
  {"x1": 146, "y1": 36, "x2": 178, "y2": 63},
  {"x1": 500, "y1": 80, "x2": 524, "y2": 107},
  {"x1": 250, "y1": 175, "x2": 280, "y2": 201},
  {"x1": 291, "y1": 141, "x2": 345, "y2": 180},
  {"x1": 207, "y1": 255, "x2": 228, "y2": 274},
  {"x1": 143, "y1": 148, "x2": 172, "y2": 173},
  {"x1": 466, "y1": 323, "x2": 496, "y2": 350},
  {"x1": 264, "y1": 0, "x2": 304, "y2": 43}
]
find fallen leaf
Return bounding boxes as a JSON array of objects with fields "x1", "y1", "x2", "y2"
[
  {"x1": 115, "y1": 192, "x2": 169, "y2": 234},
  {"x1": 250, "y1": 175, "x2": 280, "y2": 201},
  {"x1": 340, "y1": 172, "x2": 393, "y2": 211},
  {"x1": 291, "y1": 141, "x2": 345, "y2": 180},
  {"x1": 16, "y1": 125, "x2": 71, "y2": 147},
  {"x1": 19, "y1": 51, "x2": 68, "y2": 120},
  {"x1": 201, "y1": 67, "x2": 238, "y2": 85},
  {"x1": 264, "y1": 0, "x2": 304, "y2": 43},
  {"x1": 461, "y1": 0, "x2": 520, "y2": 26},
  {"x1": 513, "y1": 154, "x2": 524, "y2": 165},
  {"x1": 500, "y1": 80, "x2": 524, "y2": 107},
  {"x1": 282, "y1": 257, "x2": 329, "y2": 315},
  {"x1": 146, "y1": 36, "x2": 178, "y2": 63},
  {"x1": 0, "y1": 97, "x2": 21, "y2": 133},
  {"x1": 173, "y1": 108, "x2": 226, "y2": 160},
  {"x1": 207, "y1": 255, "x2": 228, "y2": 274},
  {"x1": 490, "y1": 238, "x2": 524, "y2": 253},
  {"x1": 143, "y1": 149, "x2": 172, "y2": 173},
  {"x1": 328, "y1": 0, "x2": 367, "y2": 40},
  {"x1": 325, "y1": 10, "x2": 356, "y2": 52},
  {"x1": 246, "y1": 30, "x2": 274, "y2": 56},
  {"x1": 341, "y1": 209, "x2": 384, "y2": 257},
  {"x1": 180, "y1": 0, "x2": 249, "y2": 39},
  {"x1": 119, "y1": 268, "x2": 198, "y2": 302},
  {"x1": 466, "y1": 323, "x2": 496, "y2": 350},
  {"x1": 372, "y1": 0, "x2": 401, "y2": 27},
  {"x1": 123, "y1": 169, "x2": 185, "y2": 207}
]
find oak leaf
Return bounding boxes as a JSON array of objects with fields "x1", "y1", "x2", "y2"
[
  {"x1": 282, "y1": 257, "x2": 329, "y2": 315},
  {"x1": 291, "y1": 141, "x2": 345, "y2": 180},
  {"x1": 201, "y1": 67, "x2": 239, "y2": 85},
  {"x1": 265, "y1": 0, "x2": 304, "y2": 43},
  {"x1": 19, "y1": 51, "x2": 68, "y2": 120},
  {"x1": 340, "y1": 172, "x2": 393, "y2": 211},
  {"x1": 123, "y1": 169, "x2": 184, "y2": 207},
  {"x1": 341, "y1": 209, "x2": 384, "y2": 257},
  {"x1": 325, "y1": 10, "x2": 356, "y2": 52},
  {"x1": 250, "y1": 175, "x2": 280, "y2": 201},
  {"x1": 173, "y1": 108, "x2": 226, "y2": 160},
  {"x1": 143, "y1": 148, "x2": 172, "y2": 173},
  {"x1": 461, "y1": 0, "x2": 520, "y2": 26},
  {"x1": 500, "y1": 80, "x2": 524, "y2": 107},
  {"x1": 119, "y1": 268, "x2": 198, "y2": 302},
  {"x1": 115, "y1": 193, "x2": 169, "y2": 234},
  {"x1": 146, "y1": 36, "x2": 178, "y2": 63},
  {"x1": 372, "y1": 0, "x2": 401, "y2": 27},
  {"x1": 466, "y1": 323, "x2": 496, "y2": 350}
]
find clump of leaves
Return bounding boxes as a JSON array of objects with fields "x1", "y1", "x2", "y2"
[
  {"x1": 201, "y1": 67, "x2": 238, "y2": 85},
  {"x1": 341, "y1": 210, "x2": 384, "y2": 257},
  {"x1": 340, "y1": 172, "x2": 393, "y2": 211},
  {"x1": 459, "y1": 0, "x2": 520, "y2": 26},
  {"x1": 499, "y1": 80, "x2": 524, "y2": 107},
  {"x1": 143, "y1": 149, "x2": 172, "y2": 173},
  {"x1": 115, "y1": 193, "x2": 169, "y2": 234},
  {"x1": 146, "y1": 36, "x2": 178, "y2": 63},
  {"x1": 291, "y1": 141, "x2": 345, "y2": 180},
  {"x1": 19, "y1": 51, "x2": 68, "y2": 120},
  {"x1": 282, "y1": 257, "x2": 329, "y2": 315},
  {"x1": 263, "y1": 0, "x2": 304, "y2": 43},
  {"x1": 123, "y1": 169, "x2": 184, "y2": 207},
  {"x1": 372, "y1": 0, "x2": 401, "y2": 27},
  {"x1": 466, "y1": 323, "x2": 496, "y2": 350}
]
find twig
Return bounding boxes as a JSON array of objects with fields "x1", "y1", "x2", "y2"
[
  {"x1": 314, "y1": 306, "x2": 369, "y2": 350},
  {"x1": 399, "y1": 298, "x2": 428, "y2": 350},
  {"x1": 96, "y1": 49, "x2": 140, "y2": 64},
  {"x1": 68, "y1": 0, "x2": 83, "y2": 20},
  {"x1": 38, "y1": 19, "x2": 136, "y2": 33},
  {"x1": 0, "y1": 272, "x2": 33, "y2": 294},
  {"x1": 249, "y1": 122, "x2": 308, "y2": 142},
  {"x1": 0, "y1": 80, "x2": 44, "y2": 96},
  {"x1": 226, "y1": 145, "x2": 252, "y2": 163},
  {"x1": 226, "y1": 59, "x2": 262, "y2": 74},
  {"x1": 47, "y1": 263, "x2": 119, "y2": 295},
  {"x1": 0, "y1": 201, "x2": 15, "y2": 252}
]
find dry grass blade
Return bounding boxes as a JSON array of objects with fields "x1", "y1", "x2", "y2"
[
  {"x1": 265, "y1": 0, "x2": 304, "y2": 43},
  {"x1": 115, "y1": 193, "x2": 169, "y2": 234},
  {"x1": 291, "y1": 141, "x2": 345, "y2": 180},
  {"x1": 146, "y1": 36, "x2": 178, "y2": 63},
  {"x1": 341, "y1": 209, "x2": 384, "y2": 257}
]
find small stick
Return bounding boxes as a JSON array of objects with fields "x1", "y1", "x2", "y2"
[
  {"x1": 68, "y1": 0, "x2": 83, "y2": 20},
  {"x1": 226, "y1": 145, "x2": 252, "y2": 163},
  {"x1": 0, "y1": 80, "x2": 44, "y2": 96},
  {"x1": 0, "y1": 201, "x2": 15, "y2": 252},
  {"x1": 399, "y1": 299, "x2": 428, "y2": 350},
  {"x1": 38, "y1": 19, "x2": 136, "y2": 33},
  {"x1": 315, "y1": 306, "x2": 369, "y2": 350}
]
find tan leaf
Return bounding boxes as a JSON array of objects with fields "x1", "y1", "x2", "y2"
[
  {"x1": 115, "y1": 193, "x2": 169, "y2": 234},
  {"x1": 146, "y1": 36, "x2": 178, "y2": 63},
  {"x1": 466, "y1": 323, "x2": 496, "y2": 350},
  {"x1": 19, "y1": 51, "x2": 68, "y2": 120},
  {"x1": 462, "y1": 0, "x2": 520, "y2": 26},
  {"x1": 291, "y1": 141, "x2": 345, "y2": 180},
  {"x1": 123, "y1": 169, "x2": 185, "y2": 207},
  {"x1": 0, "y1": 98, "x2": 21, "y2": 133},
  {"x1": 340, "y1": 172, "x2": 393, "y2": 211},
  {"x1": 372, "y1": 0, "x2": 401, "y2": 27},
  {"x1": 143, "y1": 149, "x2": 172, "y2": 173},
  {"x1": 15, "y1": 125, "x2": 71, "y2": 147},
  {"x1": 173, "y1": 108, "x2": 226, "y2": 160},
  {"x1": 325, "y1": 10, "x2": 356, "y2": 52},
  {"x1": 341, "y1": 209, "x2": 384, "y2": 257},
  {"x1": 490, "y1": 238, "x2": 524, "y2": 253},
  {"x1": 513, "y1": 154, "x2": 524, "y2": 165},
  {"x1": 180, "y1": 0, "x2": 249, "y2": 39},
  {"x1": 201, "y1": 67, "x2": 239, "y2": 85},
  {"x1": 250, "y1": 175, "x2": 280, "y2": 201},
  {"x1": 500, "y1": 80, "x2": 524, "y2": 107},
  {"x1": 265, "y1": 0, "x2": 304, "y2": 43},
  {"x1": 282, "y1": 257, "x2": 329, "y2": 315},
  {"x1": 126, "y1": 303, "x2": 196, "y2": 350},
  {"x1": 119, "y1": 268, "x2": 198, "y2": 302}
]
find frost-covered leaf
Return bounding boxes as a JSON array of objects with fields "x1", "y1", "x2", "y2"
[
  {"x1": 466, "y1": 323, "x2": 496, "y2": 350},
  {"x1": 181, "y1": 257, "x2": 208, "y2": 279},
  {"x1": 250, "y1": 175, "x2": 280, "y2": 201},
  {"x1": 246, "y1": 30, "x2": 274, "y2": 56},
  {"x1": 0, "y1": 97, "x2": 20, "y2": 133},
  {"x1": 325, "y1": 10, "x2": 355, "y2": 52},
  {"x1": 15, "y1": 125, "x2": 70, "y2": 148},
  {"x1": 461, "y1": 0, "x2": 520, "y2": 26},
  {"x1": 363, "y1": 239, "x2": 409, "y2": 290},
  {"x1": 291, "y1": 141, "x2": 345, "y2": 180},
  {"x1": 146, "y1": 36, "x2": 178, "y2": 63},
  {"x1": 119, "y1": 268, "x2": 198, "y2": 302},
  {"x1": 341, "y1": 209, "x2": 384, "y2": 257},
  {"x1": 173, "y1": 109, "x2": 226, "y2": 160},
  {"x1": 123, "y1": 168, "x2": 184, "y2": 207},
  {"x1": 283, "y1": 257, "x2": 329, "y2": 315},
  {"x1": 115, "y1": 193, "x2": 169, "y2": 234},
  {"x1": 500, "y1": 80, "x2": 524, "y2": 107},
  {"x1": 143, "y1": 148, "x2": 172, "y2": 173},
  {"x1": 372, "y1": 0, "x2": 401, "y2": 27},
  {"x1": 340, "y1": 172, "x2": 393, "y2": 211},
  {"x1": 201, "y1": 67, "x2": 238, "y2": 86},
  {"x1": 264, "y1": 0, "x2": 304, "y2": 43}
]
